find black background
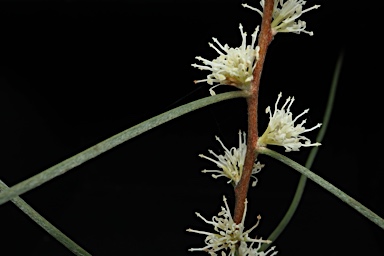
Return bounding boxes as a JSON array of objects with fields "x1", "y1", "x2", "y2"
[{"x1": 1, "y1": 0, "x2": 383, "y2": 255}]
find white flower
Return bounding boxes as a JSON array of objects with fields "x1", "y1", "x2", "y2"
[
  {"x1": 242, "y1": 0, "x2": 320, "y2": 36},
  {"x1": 258, "y1": 92, "x2": 321, "y2": 152},
  {"x1": 199, "y1": 131, "x2": 264, "y2": 187},
  {"x1": 187, "y1": 196, "x2": 272, "y2": 256},
  {"x1": 192, "y1": 24, "x2": 260, "y2": 96},
  {"x1": 238, "y1": 242, "x2": 278, "y2": 256}
]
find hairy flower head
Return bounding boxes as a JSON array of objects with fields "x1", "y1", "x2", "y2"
[
  {"x1": 187, "y1": 196, "x2": 272, "y2": 256},
  {"x1": 199, "y1": 131, "x2": 264, "y2": 187},
  {"x1": 258, "y1": 92, "x2": 321, "y2": 152},
  {"x1": 243, "y1": 0, "x2": 320, "y2": 36},
  {"x1": 192, "y1": 24, "x2": 260, "y2": 95}
]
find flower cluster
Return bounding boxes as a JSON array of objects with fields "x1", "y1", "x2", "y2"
[
  {"x1": 242, "y1": 0, "x2": 320, "y2": 36},
  {"x1": 187, "y1": 2, "x2": 322, "y2": 255},
  {"x1": 187, "y1": 196, "x2": 275, "y2": 256},
  {"x1": 258, "y1": 92, "x2": 321, "y2": 152},
  {"x1": 199, "y1": 131, "x2": 264, "y2": 187},
  {"x1": 192, "y1": 24, "x2": 260, "y2": 95}
]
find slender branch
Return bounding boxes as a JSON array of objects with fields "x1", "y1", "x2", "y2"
[
  {"x1": 233, "y1": 0, "x2": 274, "y2": 224},
  {"x1": 258, "y1": 147, "x2": 384, "y2": 230},
  {"x1": 0, "y1": 91, "x2": 247, "y2": 206},
  {"x1": 0, "y1": 179, "x2": 91, "y2": 256},
  {"x1": 260, "y1": 50, "x2": 344, "y2": 251}
]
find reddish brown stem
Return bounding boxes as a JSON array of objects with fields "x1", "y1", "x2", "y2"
[{"x1": 233, "y1": 0, "x2": 274, "y2": 224}]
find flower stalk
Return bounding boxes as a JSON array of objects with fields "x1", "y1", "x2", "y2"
[{"x1": 233, "y1": 0, "x2": 275, "y2": 225}]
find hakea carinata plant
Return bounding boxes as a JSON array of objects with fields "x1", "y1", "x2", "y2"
[
  {"x1": 187, "y1": 196, "x2": 277, "y2": 256},
  {"x1": 242, "y1": 0, "x2": 320, "y2": 36},
  {"x1": 192, "y1": 24, "x2": 260, "y2": 96},
  {"x1": 199, "y1": 131, "x2": 264, "y2": 187},
  {"x1": 258, "y1": 92, "x2": 322, "y2": 152}
]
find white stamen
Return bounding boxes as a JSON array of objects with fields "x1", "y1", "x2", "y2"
[
  {"x1": 187, "y1": 196, "x2": 275, "y2": 256},
  {"x1": 243, "y1": 0, "x2": 320, "y2": 36},
  {"x1": 258, "y1": 92, "x2": 322, "y2": 152},
  {"x1": 199, "y1": 131, "x2": 264, "y2": 186},
  {"x1": 192, "y1": 24, "x2": 260, "y2": 95}
]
